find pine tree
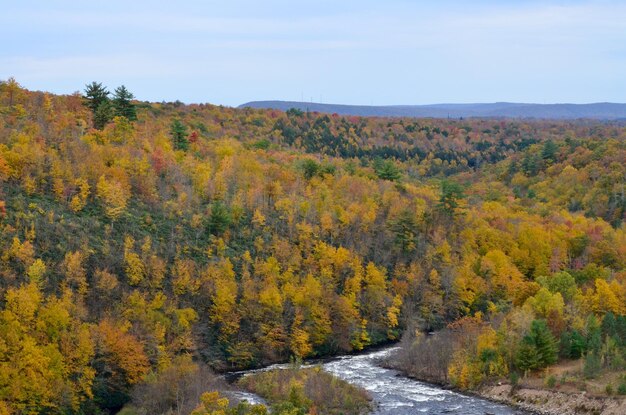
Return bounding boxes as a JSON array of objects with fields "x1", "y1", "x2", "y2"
[
  {"x1": 93, "y1": 99, "x2": 114, "y2": 130},
  {"x1": 301, "y1": 159, "x2": 320, "y2": 180},
  {"x1": 602, "y1": 312, "x2": 618, "y2": 340},
  {"x1": 561, "y1": 329, "x2": 587, "y2": 358},
  {"x1": 515, "y1": 339, "x2": 539, "y2": 373},
  {"x1": 208, "y1": 201, "x2": 231, "y2": 236},
  {"x1": 541, "y1": 140, "x2": 558, "y2": 163},
  {"x1": 586, "y1": 314, "x2": 602, "y2": 353},
  {"x1": 516, "y1": 320, "x2": 558, "y2": 373},
  {"x1": 84, "y1": 81, "x2": 113, "y2": 129},
  {"x1": 83, "y1": 81, "x2": 109, "y2": 113},
  {"x1": 616, "y1": 316, "x2": 626, "y2": 347},
  {"x1": 112, "y1": 85, "x2": 137, "y2": 121},
  {"x1": 373, "y1": 158, "x2": 401, "y2": 181},
  {"x1": 170, "y1": 119, "x2": 189, "y2": 150},
  {"x1": 438, "y1": 179, "x2": 465, "y2": 216},
  {"x1": 530, "y1": 320, "x2": 559, "y2": 367},
  {"x1": 389, "y1": 209, "x2": 419, "y2": 253}
]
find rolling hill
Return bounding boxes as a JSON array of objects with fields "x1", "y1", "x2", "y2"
[{"x1": 239, "y1": 100, "x2": 626, "y2": 119}]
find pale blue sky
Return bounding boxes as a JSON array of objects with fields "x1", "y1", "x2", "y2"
[{"x1": 2, "y1": 0, "x2": 626, "y2": 106}]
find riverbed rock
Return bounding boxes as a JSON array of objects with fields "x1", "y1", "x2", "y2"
[{"x1": 479, "y1": 384, "x2": 626, "y2": 415}]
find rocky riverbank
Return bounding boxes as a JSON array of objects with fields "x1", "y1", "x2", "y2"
[{"x1": 478, "y1": 384, "x2": 626, "y2": 415}]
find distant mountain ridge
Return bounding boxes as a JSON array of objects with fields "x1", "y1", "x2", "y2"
[{"x1": 239, "y1": 100, "x2": 626, "y2": 119}]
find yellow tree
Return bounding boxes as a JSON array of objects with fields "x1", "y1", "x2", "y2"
[
  {"x1": 0, "y1": 283, "x2": 95, "y2": 414},
  {"x1": 96, "y1": 175, "x2": 130, "y2": 220},
  {"x1": 63, "y1": 251, "x2": 88, "y2": 295},
  {"x1": 124, "y1": 236, "x2": 145, "y2": 286},
  {"x1": 209, "y1": 259, "x2": 240, "y2": 342},
  {"x1": 290, "y1": 312, "x2": 313, "y2": 358}
]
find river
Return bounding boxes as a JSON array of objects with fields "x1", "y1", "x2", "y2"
[{"x1": 231, "y1": 346, "x2": 529, "y2": 415}]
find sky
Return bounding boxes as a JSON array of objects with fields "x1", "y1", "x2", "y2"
[{"x1": 2, "y1": 0, "x2": 626, "y2": 106}]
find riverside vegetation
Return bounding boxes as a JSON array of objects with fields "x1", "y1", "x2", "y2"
[
  {"x1": 238, "y1": 365, "x2": 371, "y2": 415},
  {"x1": 0, "y1": 77, "x2": 625, "y2": 414}
]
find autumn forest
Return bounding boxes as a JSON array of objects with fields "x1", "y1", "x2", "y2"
[{"x1": 0, "y1": 78, "x2": 625, "y2": 414}]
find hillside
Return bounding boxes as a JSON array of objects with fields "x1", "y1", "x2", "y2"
[
  {"x1": 240, "y1": 100, "x2": 626, "y2": 120},
  {"x1": 0, "y1": 78, "x2": 625, "y2": 415}
]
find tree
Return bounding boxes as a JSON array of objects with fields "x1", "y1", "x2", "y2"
[
  {"x1": 521, "y1": 151, "x2": 541, "y2": 176},
  {"x1": 191, "y1": 391, "x2": 268, "y2": 415},
  {"x1": 290, "y1": 312, "x2": 312, "y2": 358},
  {"x1": 171, "y1": 119, "x2": 189, "y2": 150},
  {"x1": 286, "y1": 107, "x2": 304, "y2": 117},
  {"x1": 0, "y1": 284, "x2": 95, "y2": 414},
  {"x1": 438, "y1": 180, "x2": 465, "y2": 217},
  {"x1": 541, "y1": 140, "x2": 558, "y2": 163},
  {"x1": 112, "y1": 85, "x2": 137, "y2": 121},
  {"x1": 515, "y1": 340, "x2": 539, "y2": 374},
  {"x1": 537, "y1": 271, "x2": 577, "y2": 301},
  {"x1": 96, "y1": 175, "x2": 130, "y2": 220},
  {"x1": 209, "y1": 259, "x2": 240, "y2": 342},
  {"x1": 602, "y1": 312, "x2": 618, "y2": 341},
  {"x1": 92, "y1": 320, "x2": 150, "y2": 411},
  {"x1": 94, "y1": 99, "x2": 114, "y2": 130},
  {"x1": 1, "y1": 77, "x2": 24, "y2": 106},
  {"x1": 84, "y1": 81, "x2": 112, "y2": 129},
  {"x1": 530, "y1": 319, "x2": 559, "y2": 367},
  {"x1": 524, "y1": 288, "x2": 564, "y2": 319},
  {"x1": 420, "y1": 269, "x2": 444, "y2": 330},
  {"x1": 561, "y1": 329, "x2": 587, "y2": 358},
  {"x1": 207, "y1": 201, "x2": 231, "y2": 236},
  {"x1": 130, "y1": 356, "x2": 228, "y2": 415},
  {"x1": 300, "y1": 159, "x2": 320, "y2": 180},
  {"x1": 515, "y1": 320, "x2": 558, "y2": 373},
  {"x1": 388, "y1": 210, "x2": 419, "y2": 253},
  {"x1": 373, "y1": 158, "x2": 401, "y2": 181},
  {"x1": 585, "y1": 314, "x2": 602, "y2": 353},
  {"x1": 83, "y1": 82, "x2": 109, "y2": 113}
]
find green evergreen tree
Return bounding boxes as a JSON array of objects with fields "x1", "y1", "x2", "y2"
[
  {"x1": 93, "y1": 99, "x2": 114, "y2": 130},
  {"x1": 170, "y1": 119, "x2": 189, "y2": 150},
  {"x1": 516, "y1": 320, "x2": 558, "y2": 373},
  {"x1": 84, "y1": 81, "x2": 113, "y2": 129},
  {"x1": 541, "y1": 140, "x2": 558, "y2": 163},
  {"x1": 583, "y1": 351, "x2": 601, "y2": 378},
  {"x1": 586, "y1": 314, "x2": 602, "y2": 353},
  {"x1": 582, "y1": 315, "x2": 605, "y2": 378},
  {"x1": 521, "y1": 151, "x2": 540, "y2": 176},
  {"x1": 83, "y1": 81, "x2": 109, "y2": 114},
  {"x1": 301, "y1": 159, "x2": 320, "y2": 180},
  {"x1": 112, "y1": 85, "x2": 137, "y2": 121},
  {"x1": 561, "y1": 329, "x2": 587, "y2": 358},
  {"x1": 389, "y1": 210, "x2": 419, "y2": 253},
  {"x1": 373, "y1": 158, "x2": 401, "y2": 181},
  {"x1": 438, "y1": 180, "x2": 465, "y2": 216},
  {"x1": 616, "y1": 315, "x2": 626, "y2": 347},
  {"x1": 208, "y1": 201, "x2": 232, "y2": 236},
  {"x1": 601, "y1": 312, "x2": 618, "y2": 340},
  {"x1": 529, "y1": 319, "x2": 559, "y2": 367},
  {"x1": 515, "y1": 339, "x2": 540, "y2": 373}
]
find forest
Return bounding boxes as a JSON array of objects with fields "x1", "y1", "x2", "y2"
[{"x1": 0, "y1": 77, "x2": 625, "y2": 414}]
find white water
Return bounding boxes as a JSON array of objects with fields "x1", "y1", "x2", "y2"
[
  {"x1": 234, "y1": 346, "x2": 528, "y2": 415},
  {"x1": 321, "y1": 347, "x2": 527, "y2": 414}
]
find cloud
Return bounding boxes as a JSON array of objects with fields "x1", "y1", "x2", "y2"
[
  {"x1": 0, "y1": 55, "x2": 186, "y2": 80},
  {"x1": 2, "y1": 0, "x2": 626, "y2": 104}
]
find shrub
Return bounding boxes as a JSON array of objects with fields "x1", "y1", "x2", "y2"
[
  {"x1": 583, "y1": 353, "x2": 601, "y2": 379},
  {"x1": 239, "y1": 367, "x2": 371, "y2": 415},
  {"x1": 545, "y1": 375, "x2": 557, "y2": 388}
]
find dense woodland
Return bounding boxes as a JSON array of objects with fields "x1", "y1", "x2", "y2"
[{"x1": 0, "y1": 78, "x2": 625, "y2": 414}]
